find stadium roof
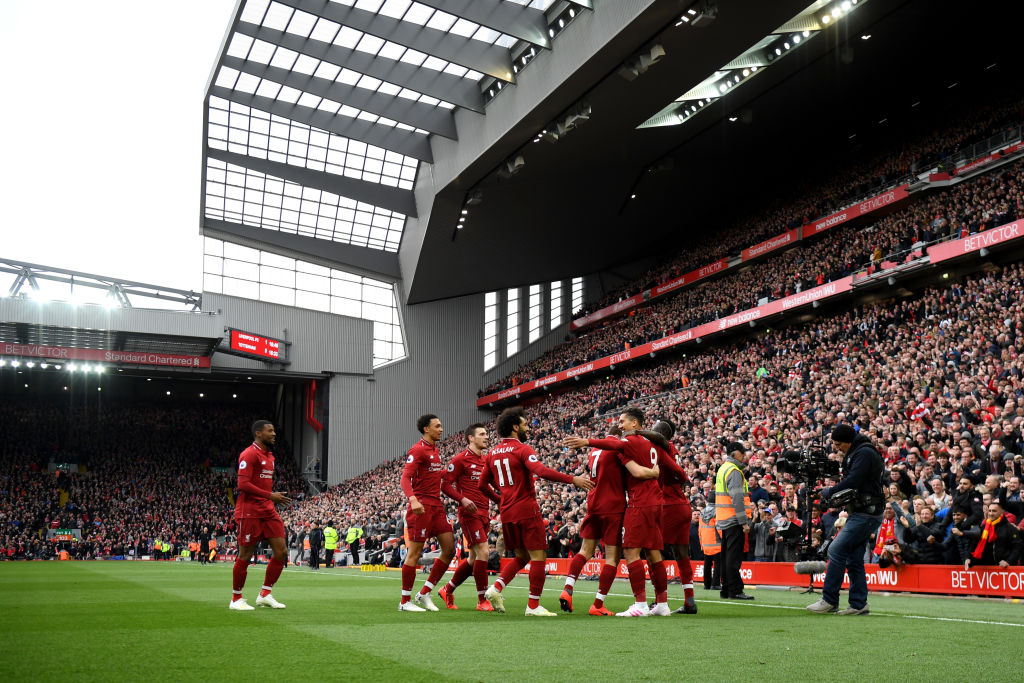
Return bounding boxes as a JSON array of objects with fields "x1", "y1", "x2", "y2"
[
  {"x1": 202, "y1": 0, "x2": 1021, "y2": 303},
  {"x1": 201, "y1": 0, "x2": 588, "y2": 268}
]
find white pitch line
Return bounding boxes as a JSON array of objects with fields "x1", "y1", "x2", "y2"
[{"x1": 280, "y1": 568, "x2": 1024, "y2": 628}]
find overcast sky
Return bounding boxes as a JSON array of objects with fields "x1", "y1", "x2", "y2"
[{"x1": 0, "y1": 0, "x2": 236, "y2": 293}]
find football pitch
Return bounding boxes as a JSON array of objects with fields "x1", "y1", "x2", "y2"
[{"x1": 2, "y1": 562, "x2": 1022, "y2": 681}]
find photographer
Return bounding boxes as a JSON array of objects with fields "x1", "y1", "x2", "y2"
[{"x1": 807, "y1": 424, "x2": 884, "y2": 616}]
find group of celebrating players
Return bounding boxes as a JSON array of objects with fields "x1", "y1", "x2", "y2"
[
  {"x1": 226, "y1": 407, "x2": 698, "y2": 616},
  {"x1": 398, "y1": 406, "x2": 697, "y2": 617}
]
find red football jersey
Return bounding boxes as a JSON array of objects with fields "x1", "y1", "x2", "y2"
[
  {"x1": 617, "y1": 434, "x2": 663, "y2": 508},
  {"x1": 234, "y1": 442, "x2": 276, "y2": 519},
  {"x1": 582, "y1": 438, "x2": 628, "y2": 515},
  {"x1": 479, "y1": 438, "x2": 573, "y2": 523},
  {"x1": 400, "y1": 438, "x2": 444, "y2": 505},
  {"x1": 442, "y1": 448, "x2": 494, "y2": 511},
  {"x1": 657, "y1": 442, "x2": 690, "y2": 505}
]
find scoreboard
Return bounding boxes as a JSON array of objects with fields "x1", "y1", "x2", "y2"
[{"x1": 227, "y1": 329, "x2": 287, "y2": 362}]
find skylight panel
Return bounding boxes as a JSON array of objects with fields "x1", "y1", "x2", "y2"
[
  {"x1": 378, "y1": 0, "x2": 412, "y2": 19},
  {"x1": 240, "y1": 0, "x2": 270, "y2": 24},
  {"x1": 285, "y1": 9, "x2": 319, "y2": 38},
  {"x1": 261, "y1": 2, "x2": 293, "y2": 31},
  {"x1": 248, "y1": 39, "x2": 277, "y2": 64},
  {"x1": 309, "y1": 18, "x2": 341, "y2": 43},
  {"x1": 401, "y1": 3, "x2": 433, "y2": 25},
  {"x1": 226, "y1": 33, "x2": 254, "y2": 59}
]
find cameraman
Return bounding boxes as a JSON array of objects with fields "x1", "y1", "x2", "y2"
[{"x1": 807, "y1": 424, "x2": 884, "y2": 616}]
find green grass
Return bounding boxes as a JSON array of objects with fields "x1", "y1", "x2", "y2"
[{"x1": 1, "y1": 561, "x2": 1022, "y2": 681}]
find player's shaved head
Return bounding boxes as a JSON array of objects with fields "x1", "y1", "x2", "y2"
[
  {"x1": 652, "y1": 419, "x2": 676, "y2": 440},
  {"x1": 251, "y1": 420, "x2": 272, "y2": 438}
]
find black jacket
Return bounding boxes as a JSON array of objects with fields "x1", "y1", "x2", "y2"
[
  {"x1": 822, "y1": 434, "x2": 884, "y2": 513},
  {"x1": 964, "y1": 518, "x2": 1023, "y2": 567},
  {"x1": 308, "y1": 528, "x2": 325, "y2": 547},
  {"x1": 907, "y1": 520, "x2": 949, "y2": 564},
  {"x1": 942, "y1": 522, "x2": 979, "y2": 563},
  {"x1": 951, "y1": 488, "x2": 984, "y2": 527}
]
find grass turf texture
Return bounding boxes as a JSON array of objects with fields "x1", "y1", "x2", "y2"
[{"x1": 2, "y1": 562, "x2": 1022, "y2": 681}]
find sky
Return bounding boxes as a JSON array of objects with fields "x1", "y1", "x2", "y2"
[{"x1": 0, "y1": 0, "x2": 237, "y2": 293}]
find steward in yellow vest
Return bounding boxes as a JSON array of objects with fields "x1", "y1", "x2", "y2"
[{"x1": 713, "y1": 442, "x2": 755, "y2": 600}]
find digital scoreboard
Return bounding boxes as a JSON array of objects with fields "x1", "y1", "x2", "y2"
[{"x1": 228, "y1": 329, "x2": 286, "y2": 361}]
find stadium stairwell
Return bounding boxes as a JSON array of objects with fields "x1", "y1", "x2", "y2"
[
  {"x1": 226, "y1": 487, "x2": 234, "y2": 506},
  {"x1": 58, "y1": 489, "x2": 69, "y2": 509}
]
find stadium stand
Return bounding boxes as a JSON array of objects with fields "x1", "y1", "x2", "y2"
[
  {"x1": 0, "y1": 402, "x2": 303, "y2": 561},
  {"x1": 573, "y1": 95, "x2": 1024, "y2": 322},
  {"x1": 286, "y1": 257, "x2": 1024, "y2": 565},
  {"x1": 481, "y1": 130, "x2": 1024, "y2": 396}
]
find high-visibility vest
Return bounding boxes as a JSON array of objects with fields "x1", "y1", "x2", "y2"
[
  {"x1": 303, "y1": 538, "x2": 311, "y2": 550},
  {"x1": 209, "y1": 537, "x2": 217, "y2": 549},
  {"x1": 699, "y1": 515, "x2": 721, "y2": 556},
  {"x1": 324, "y1": 527, "x2": 339, "y2": 550},
  {"x1": 714, "y1": 461, "x2": 754, "y2": 526}
]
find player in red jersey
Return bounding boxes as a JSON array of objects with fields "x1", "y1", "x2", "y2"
[
  {"x1": 560, "y1": 426, "x2": 659, "y2": 615},
  {"x1": 611, "y1": 407, "x2": 672, "y2": 617},
  {"x1": 438, "y1": 423, "x2": 501, "y2": 611},
  {"x1": 398, "y1": 414, "x2": 456, "y2": 612},
  {"x1": 230, "y1": 420, "x2": 292, "y2": 611},
  {"x1": 647, "y1": 419, "x2": 697, "y2": 615},
  {"x1": 478, "y1": 407, "x2": 594, "y2": 616}
]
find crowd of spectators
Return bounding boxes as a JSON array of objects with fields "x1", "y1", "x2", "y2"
[
  {"x1": 0, "y1": 401, "x2": 304, "y2": 561},
  {"x1": 576, "y1": 95, "x2": 1024, "y2": 321},
  {"x1": 481, "y1": 155, "x2": 1024, "y2": 395},
  {"x1": 289, "y1": 257, "x2": 1024, "y2": 567}
]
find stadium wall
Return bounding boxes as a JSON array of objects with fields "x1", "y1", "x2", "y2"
[
  {"x1": 324, "y1": 293, "x2": 490, "y2": 483},
  {"x1": 204, "y1": 293, "x2": 373, "y2": 376}
]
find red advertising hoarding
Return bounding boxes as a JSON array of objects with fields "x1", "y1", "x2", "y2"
[
  {"x1": 927, "y1": 218, "x2": 1024, "y2": 263},
  {"x1": 742, "y1": 229, "x2": 800, "y2": 261},
  {"x1": 954, "y1": 141, "x2": 1024, "y2": 176},
  {"x1": 229, "y1": 330, "x2": 283, "y2": 361},
  {"x1": 478, "y1": 276, "x2": 854, "y2": 406},
  {"x1": 805, "y1": 184, "x2": 910, "y2": 236},
  {"x1": 498, "y1": 558, "x2": 1024, "y2": 598},
  {"x1": 1, "y1": 343, "x2": 211, "y2": 368},
  {"x1": 569, "y1": 259, "x2": 732, "y2": 331}
]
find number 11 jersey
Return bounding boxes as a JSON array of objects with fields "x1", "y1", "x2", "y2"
[{"x1": 480, "y1": 437, "x2": 573, "y2": 523}]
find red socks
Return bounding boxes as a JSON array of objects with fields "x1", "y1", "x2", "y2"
[
  {"x1": 232, "y1": 557, "x2": 248, "y2": 599},
  {"x1": 400, "y1": 564, "x2": 416, "y2": 604},
  {"x1": 446, "y1": 559, "x2": 473, "y2": 592},
  {"x1": 473, "y1": 560, "x2": 488, "y2": 599},
  {"x1": 495, "y1": 557, "x2": 525, "y2": 591},
  {"x1": 563, "y1": 552, "x2": 587, "y2": 593},
  {"x1": 593, "y1": 563, "x2": 618, "y2": 609},
  {"x1": 259, "y1": 557, "x2": 284, "y2": 597},
  {"x1": 627, "y1": 560, "x2": 647, "y2": 602},
  {"x1": 527, "y1": 561, "x2": 546, "y2": 610},
  {"x1": 419, "y1": 556, "x2": 450, "y2": 595},
  {"x1": 651, "y1": 560, "x2": 668, "y2": 604}
]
